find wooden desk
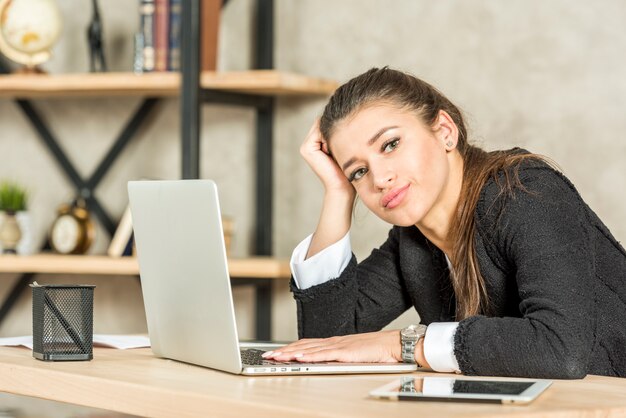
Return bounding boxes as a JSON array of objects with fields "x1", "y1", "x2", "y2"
[{"x1": 0, "y1": 347, "x2": 625, "y2": 418}]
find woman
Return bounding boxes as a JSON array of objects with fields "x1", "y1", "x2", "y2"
[{"x1": 263, "y1": 67, "x2": 626, "y2": 378}]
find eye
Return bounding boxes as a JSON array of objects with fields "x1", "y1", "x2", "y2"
[
  {"x1": 349, "y1": 167, "x2": 368, "y2": 182},
  {"x1": 382, "y1": 138, "x2": 400, "y2": 153}
]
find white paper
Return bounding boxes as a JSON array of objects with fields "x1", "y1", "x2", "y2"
[
  {"x1": 93, "y1": 334, "x2": 151, "y2": 349},
  {"x1": 0, "y1": 336, "x2": 33, "y2": 350},
  {"x1": 0, "y1": 334, "x2": 151, "y2": 350}
]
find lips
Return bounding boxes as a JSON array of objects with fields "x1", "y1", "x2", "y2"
[{"x1": 381, "y1": 184, "x2": 410, "y2": 209}]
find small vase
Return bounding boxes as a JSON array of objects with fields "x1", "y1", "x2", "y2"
[
  {"x1": 0, "y1": 211, "x2": 22, "y2": 254},
  {"x1": 16, "y1": 211, "x2": 36, "y2": 255}
]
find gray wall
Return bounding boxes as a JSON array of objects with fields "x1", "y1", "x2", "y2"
[{"x1": 1, "y1": 0, "x2": 625, "y2": 342}]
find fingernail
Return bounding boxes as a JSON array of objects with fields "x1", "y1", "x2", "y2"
[
  {"x1": 261, "y1": 351, "x2": 273, "y2": 358},
  {"x1": 294, "y1": 353, "x2": 303, "y2": 358},
  {"x1": 272, "y1": 352, "x2": 282, "y2": 357}
]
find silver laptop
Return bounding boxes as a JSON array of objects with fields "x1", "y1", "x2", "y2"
[{"x1": 128, "y1": 179, "x2": 417, "y2": 375}]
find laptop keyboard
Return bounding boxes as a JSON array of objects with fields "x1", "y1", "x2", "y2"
[{"x1": 240, "y1": 348, "x2": 289, "y2": 366}]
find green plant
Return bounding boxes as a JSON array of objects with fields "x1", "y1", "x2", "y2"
[{"x1": 0, "y1": 181, "x2": 28, "y2": 213}]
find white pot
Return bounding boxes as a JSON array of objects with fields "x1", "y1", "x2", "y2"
[{"x1": 16, "y1": 211, "x2": 36, "y2": 255}]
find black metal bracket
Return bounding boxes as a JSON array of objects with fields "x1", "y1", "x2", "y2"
[
  {"x1": 13, "y1": 98, "x2": 159, "y2": 236},
  {"x1": 1, "y1": 60, "x2": 159, "y2": 236},
  {"x1": 0, "y1": 274, "x2": 34, "y2": 326},
  {"x1": 180, "y1": 0, "x2": 276, "y2": 339},
  {"x1": 253, "y1": 0, "x2": 274, "y2": 257},
  {"x1": 0, "y1": 90, "x2": 159, "y2": 330},
  {"x1": 0, "y1": 95, "x2": 160, "y2": 326},
  {"x1": 181, "y1": 0, "x2": 275, "y2": 254},
  {"x1": 233, "y1": 279, "x2": 273, "y2": 340},
  {"x1": 201, "y1": 90, "x2": 272, "y2": 110},
  {"x1": 181, "y1": 0, "x2": 201, "y2": 179}
]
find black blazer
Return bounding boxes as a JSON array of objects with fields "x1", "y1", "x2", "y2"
[{"x1": 291, "y1": 162, "x2": 626, "y2": 379}]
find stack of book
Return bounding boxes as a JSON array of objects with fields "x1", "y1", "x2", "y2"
[{"x1": 139, "y1": 0, "x2": 221, "y2": 73}]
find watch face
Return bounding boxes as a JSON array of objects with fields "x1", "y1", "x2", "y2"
[
  {"x1": 401, "y1": 327, "x2": 417, "y2": 338},
  {"x1": 51, "y1": 214, "x2": 80, "y2": 254},
  {"x1": 401, "y1": 324, "x2": 427, "y2": 339}
]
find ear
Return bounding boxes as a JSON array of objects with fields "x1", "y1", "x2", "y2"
[{"x1": 433, "y1": 110, "x2": 459, "y2": 151}]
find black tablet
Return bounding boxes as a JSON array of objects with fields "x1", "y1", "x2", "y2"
[{"x1": 369, "y1": 376, "x2": 552, "y2": 405}]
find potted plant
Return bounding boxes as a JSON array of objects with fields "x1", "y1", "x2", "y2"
[{"x1": 0, "y1": 181, "x2": 28, "y2": 254}]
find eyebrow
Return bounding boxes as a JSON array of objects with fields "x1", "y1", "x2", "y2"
[{"x1": 341, "y1": 126, "x2": 398, "y2": 172}]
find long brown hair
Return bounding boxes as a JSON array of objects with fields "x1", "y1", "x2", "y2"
[{"x1": 320, "y1": 67, "x2": 546, "y2": 320}]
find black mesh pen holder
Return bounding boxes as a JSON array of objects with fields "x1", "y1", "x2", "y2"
[{"x1": 31, "y1": 284, "x2": 95, "y2": 361}]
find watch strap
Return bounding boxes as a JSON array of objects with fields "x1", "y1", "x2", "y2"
[
  {"x1": 400, "y1": 324, "x2": 427, "y2": 365},
  {"x1": 401, "y1": 338, "x2": 418, "y2": 364}
]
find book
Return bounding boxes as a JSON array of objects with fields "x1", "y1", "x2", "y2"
[
  {"x1": 107, "y1": 205, "x2": 134, "y2": 257},
  {"x1": 140, "y1": 0, "x2": 156, "y2": 72},
  {"x1": 154, "y1": 0, "x2": 169, "y2": 71},
  {"x1": 201, "y1": 0, "x2": 221, "y2": 71},
  {"x1": 168, "y1": 0, "x2": 182, "y2": 71}
]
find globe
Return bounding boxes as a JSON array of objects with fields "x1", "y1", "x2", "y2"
[{"x1": 0, "y1": 0, "x2": 62, "y2": 70}]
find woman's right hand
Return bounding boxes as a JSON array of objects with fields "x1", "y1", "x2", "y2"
[
  {"x1": 300, "y1": 119, "x2": 355, "y2": 196},
  {"x1": 299, "y1": 119, "x2": 356, "y2": 259}
]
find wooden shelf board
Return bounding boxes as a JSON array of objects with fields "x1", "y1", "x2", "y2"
[
  {"x1": 0, "y1": 71, "x2": 338, "y2": 98},
  {"x1": 0, "y1": 254, "x2": 291, "y2": 279},
  {"x1": 201, "y1": 71, "x2": 338, "y2": 95}
]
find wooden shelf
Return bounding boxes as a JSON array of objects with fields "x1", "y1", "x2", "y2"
[
  {"x1": 0, "y1": 254, "x2": 291, "y2": 279},
  {"x1": 0, "y1": 70, "x2": 338, "y2": 98}
]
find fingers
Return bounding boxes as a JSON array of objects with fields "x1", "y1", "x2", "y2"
[
  {"x1": 297, "y1": 117, "x2": 354, "y2": 195},
  {"x1": 302, "y1": 118, "x2": 325, "y2": 144},
  {"x1": 310, "y1": 120, "x2": 329, "y2": 155},
  {"x1": 263, "y1": 337, "x2": 346, "y2": 362},
  {"x1": 269, "y1": 346, "x2": 342, "y2": 363},
  {"x1": 292, "y1": 348, "x2": 342, "y2": 363},
  {"x1": 262, "y1": 331, "x2": 403, "y2": 364},
  {"x1": 320, "y1": 140, "x2": 330, "y2": 155},
  {"x1": 300, "y1": 122, "x2": 324, "y2": 155},
  {"x1": 261, "y1": 338, "x2": 331, "y2": 359}
]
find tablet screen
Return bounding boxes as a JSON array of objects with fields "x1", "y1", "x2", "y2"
[
  {"x1": 399, "y1": 378, "x2": 532, "y2": 395},
  {"x1": 370, "y1": 377, "x2": 552, "y2": 404}
]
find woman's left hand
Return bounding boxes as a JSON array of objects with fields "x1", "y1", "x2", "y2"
[{"x1": 262, "y1": 330, "x2": 402, "y2": 363}]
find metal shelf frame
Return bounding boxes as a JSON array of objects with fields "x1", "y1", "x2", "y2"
[
  {"x1": 181, "y1": 0, "x2": 276, "y2": 339},
  {"x1": 0, "y1": 0, "x2": 278, "y2": 340},
  {"x1": 0, "y1": 59, "x2": 162, "y2": 333}
]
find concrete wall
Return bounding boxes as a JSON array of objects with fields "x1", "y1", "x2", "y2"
[{"x1": 1, "y1": 0, "x2": 625, "y2": 344}]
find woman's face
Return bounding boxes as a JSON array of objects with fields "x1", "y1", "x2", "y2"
[{"x1": 328, "y1": 103, "x2": 458, "y2": 227}]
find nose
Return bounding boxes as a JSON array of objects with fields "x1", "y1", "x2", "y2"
[{"x1": 372, "y1": 165, "x2": 396, "y2": 190}]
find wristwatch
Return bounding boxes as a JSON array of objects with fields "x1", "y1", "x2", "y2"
[{"x1": 400, "y1": 324, "x2": 427, "y2": 364}]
